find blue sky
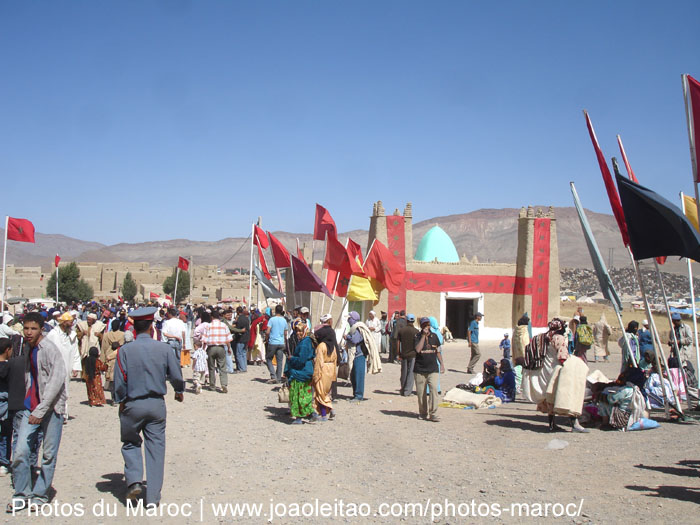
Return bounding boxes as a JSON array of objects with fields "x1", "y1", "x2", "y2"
[{"x1": 1, "y1": 1, "x2": 699, "y2": 244}]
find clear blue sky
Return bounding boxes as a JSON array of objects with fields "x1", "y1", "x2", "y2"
[{"x1": 1, "y1": 1, "x2": 699, "y2": 244}]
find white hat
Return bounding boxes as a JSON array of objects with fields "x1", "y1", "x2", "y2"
[
  {"x1": 300, "y1": 307, "x2": 310, "y2": 314},
  {"x1": 642, "y1": 319, "x2": 649, "y2": 325},
  {"x1": 87, "y1": 313, "x2": 98, "y2": 320},
  {"x1": 320, "y1": 314, "x2": 332, "y2": 323},
  {"x1": 369, "y1": 310, "x2": 376, "y2": 315}
]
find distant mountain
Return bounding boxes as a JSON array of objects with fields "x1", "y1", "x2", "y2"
[{"x1": 0, "y1": 207, "x2": 693, "y2": 275}]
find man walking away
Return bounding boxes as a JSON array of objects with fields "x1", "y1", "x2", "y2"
[
  {"x1": 467, "y1": 312, "x2": 483, "y2": 374},
  {"x1": 398, "y1": 314, "x2": 418, "y2": 396}
]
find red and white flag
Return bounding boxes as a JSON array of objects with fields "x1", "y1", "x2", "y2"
[
  {"x1": 6, "y1": 217, "x2": 35, "y2": 243},
  {"x1": 684, "y1": 74, "x2": 700, "y2": 182},
  {"x1": 55, "y1": 254, "x2": 61, "y2": 268},
  {"x1": 177, "y1": 256, "x2": 190, "y2": 271}
]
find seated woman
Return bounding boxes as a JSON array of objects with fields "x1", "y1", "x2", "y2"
[
  {"x1": 493, "y1": 359, "x2": 516, "y2": 402},
  {"x1": 479, "y1": 359, "x2": 499, "y2": 389},
  {"x1": 644, "y1": 359, "x2": 675, "y2": 409}
]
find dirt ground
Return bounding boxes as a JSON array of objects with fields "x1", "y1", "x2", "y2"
[{"x1": 3, "y1": 335, "x2": 699, "y2": 524}]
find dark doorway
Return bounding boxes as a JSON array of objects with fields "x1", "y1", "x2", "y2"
[{"x1": 446, "y1": 298, "x2": 477, "y2": 339}]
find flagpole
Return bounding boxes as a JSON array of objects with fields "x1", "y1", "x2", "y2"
[
  {"x1": 682, "y1": 75, "x2": 700, "y2": 234},
  {"x1": 55, "y1": 262, "x2": 59, "y2": 305},
  {"x1": 319, "y1": 231, "x2": 329, "y2": 317},
  {"x1": 248, "y1": 223, "x2": 254, "y2": 309},
  {"x1": 653, "y1": 260, "x2": 692, "y2": 410},
  {"x1": 1, "y1": 216, "x2": 7, "y2": 313},
  {"x1": 570, "y1": 183, "x2": 636, "y2": 366},
  {"x1": 679, "y1": 192, "x2": 700, "y2": 407},
  {"x1": 173, "y1": 267, "x2": 180, "y2": 306}
]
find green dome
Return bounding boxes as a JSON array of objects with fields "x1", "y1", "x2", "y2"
[{"x1": 415, "y1": 225, "x2": 460, "y2": 263}]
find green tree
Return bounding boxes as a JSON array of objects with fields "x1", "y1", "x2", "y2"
[
  {"x1": 121, "y1": 272, "x2": 137, "y2": 302},
  {"x1": 163, "y1": 269, "x2": 190, "y2": 302},
  {"x1": 46, "y1": 262, "x2": 94, "y2": 303}
]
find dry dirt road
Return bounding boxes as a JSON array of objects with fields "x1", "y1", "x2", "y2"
[{"x1": 3, "y1": 338, "x2": 699, "y2": 524}]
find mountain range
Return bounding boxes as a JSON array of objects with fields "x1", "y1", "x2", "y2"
[{"x1": 0, "y1": 206, "x2": 693, "y2": 275}]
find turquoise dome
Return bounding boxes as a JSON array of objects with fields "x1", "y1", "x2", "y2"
[{"x1": 415, "y1": 225, "x2": 460, "y2": 263}]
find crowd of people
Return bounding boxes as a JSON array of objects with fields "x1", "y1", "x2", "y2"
[{"x1": 0, "y1": 297, "x2": 693, "y2": 511}]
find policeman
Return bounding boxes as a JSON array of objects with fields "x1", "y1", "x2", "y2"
[{"x1": 113, "y1": 306, "x2": 184, "y2": 507}]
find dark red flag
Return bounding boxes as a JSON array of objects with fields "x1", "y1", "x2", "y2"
[
  {"x1": 583, "y1": 111, "x2": 630, "y2": 247},
  {"x1": 177, "y1": 256, "x2": 190, "y2": 271},
  {"x1": 6, "y1": 217, "x2": 35, "y2": 243},
  {"x1": 150, "y1": 292, "x2": 160, "y2": 299},
  {"x1": 268, "y1": 232, "x2": 291, "y2": 268},
  {"x1": 313, "y1": 204, "x2": 337, "y2": 241},
  {"x1": 253, "y1": 225, "x2": 269, "y2": 248},
  {"x1": 363, "y1": 240, "x2": 405, "y2": 293},
  {"x1": 685, "y1": 75, "x2": 700, "y2": 183},
  {"x1": 291, "y1": 255, "x2": 332, "y2": 298},
  {"x1": 55, "y1": 254, "x2": 61, "y2": 268}
]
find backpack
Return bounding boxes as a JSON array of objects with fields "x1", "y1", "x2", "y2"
[{"x1": 576, "y1": 324, "x2": 594, "y2": 347}]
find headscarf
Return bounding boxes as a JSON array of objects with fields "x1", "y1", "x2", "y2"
[
  {"x1": 483, "y1": 358, "x2": 498, "y2": 375},
  {"x1": 547, "y1": 318, "x2": 565, "y2": 336},
  {"x1": 292, "y1": 318, "x2": 309, "y2": 339},
  {"x1": 500, "y1": 358, "x2": 512, "y2": 373},
  {"x1": 84, "y1": 346, "x2": 100, "y2": 380},
  {"x1": 315, "y1": 324, "x2": 337, "y2": 356},
  {"x1": 348, "y1": 311, "x2": 360, "y2": 326},
  {"x1": 428, "y1": 316, "x2": 444, "y2": 345}
]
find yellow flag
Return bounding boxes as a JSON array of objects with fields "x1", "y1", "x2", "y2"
[
  {"x1": 346, "y1": 275, "x2": 378, "y2": 302},
  {"x1": 683, "y1": 194, "x2": 699, "y2": 232}
]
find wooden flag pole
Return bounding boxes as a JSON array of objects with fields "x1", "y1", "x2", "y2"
[
  {"x1": 680, "y1": 192, "x2": 700, "y2": 394},
  {"x1": 1, "y1": 216, "x2": 7, "y2": 312},
  {"x1": 653, "y1": 260, "x2": 692, "y2": 410}
]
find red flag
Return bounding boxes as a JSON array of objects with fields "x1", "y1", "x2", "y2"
[
  {"x1": 296, "y1": 238, "x2": 307, "y2": 265},
  {"x1": 616, "y1": 136, "x2": 665, "y2": 265},
  {"x1": 253, "y1": 225, "x2": 269, "y2": 248},
  {"x1": 326, "y1": 269, "x2": 351, "y2": 297},
  {"x1": 149, "y1": 292, "x2": 160, "y2": 299},
  {"x1": 165, "y1": 294, "x2": 173, "y2": 302},
  {"x1": 583, "y1": 111, "x2": 630, "y2": 247},
  {"x1": 257, "y1": 244, "x2": 272, "y2": 280},
  {"x1": 6, "y1": 217, "x2": 35, "y2": 243},
  {"x1": 363, "y1": 239, "x2": 405, "y2": 293},
  {"x1": 313, "y1": 204, "x2": 337, "y2": 241},
  {"x1": 268, "y1": 232, "x2": 291, "y2": 268},
  {"x1": 177, "y1": 256, "x2": 190, "y2": 271},
  {"x1": 323, "y1": 235, "x2": 353, "y2": 275},
  {"x1": 685, "y1": 74, "x2": 700, "y2": 183},
  {"x1": 54, "y1": 254, "x2": 61, "y2": 268},
  {"x1": 346, "y1": 238, "x2": 364, "y2": 274}
]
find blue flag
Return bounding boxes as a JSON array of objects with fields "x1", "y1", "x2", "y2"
[{"x1": 570, "y1": 183, "x2": 623, "y2": 312}]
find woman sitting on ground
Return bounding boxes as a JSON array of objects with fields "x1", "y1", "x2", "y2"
[
  {"x1": 493, "y1": 359, "x2": 516, "y2": 402},
  {"x1": 479, "y1": 359, "x2": 499, "y2": 388}
]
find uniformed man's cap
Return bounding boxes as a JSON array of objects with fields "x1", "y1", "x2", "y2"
[{"x1": 129, "y1": 306, "x2": 157, "y2": 321}]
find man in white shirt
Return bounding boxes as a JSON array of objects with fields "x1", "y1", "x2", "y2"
[
  {"x1": 46, "y1": 312, "x2": 79, "y2": 421},
  {"x1": 366, "y1": 310, "x2": 382, "y2": 353},
  {"x1": 161, "y1": 308, "x2": 187, "y2": 363}
]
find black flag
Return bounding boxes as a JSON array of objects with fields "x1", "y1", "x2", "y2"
[{"x1": 616, "y1": 173, "x2": 700, "y2": 261}]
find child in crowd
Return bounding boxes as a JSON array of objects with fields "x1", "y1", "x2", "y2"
[
  {"x1": 500, "y1": 332, "x2": 511, "y2": 362},
  {"x1": 191, "y1": 340, "x2": 208, "y2": 394},
  {"x1": 82, "y1": 346, "x2": 107, "y2": 407}
]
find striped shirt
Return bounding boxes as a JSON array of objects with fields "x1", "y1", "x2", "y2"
[{"x1": 202, "y1": 319, "x2": 232, "y2": 347}]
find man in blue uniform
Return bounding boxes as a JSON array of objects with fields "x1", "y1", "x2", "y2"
[{"x1": 114, "y1": 306, "x2": 184, "y2": 507}]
